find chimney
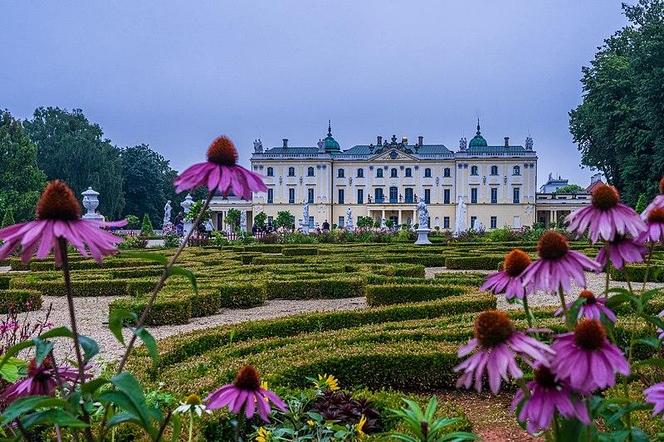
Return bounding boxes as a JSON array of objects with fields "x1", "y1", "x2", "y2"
[
  {"x1": 282, "y1": 138, "x2": 288, "y2": 148},
  {"x1": 504, "y1": 137, "x2": 510, "y2": 147},
  {"x1": 377, "y1": 135, "x2": 382, "y2": 146},
  {"x1": 418, "y1": 136, "x2": 424, "y2": 146}
]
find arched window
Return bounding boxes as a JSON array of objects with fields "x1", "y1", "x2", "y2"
[
  {"x1": 307, "y1": 167, "x2": 315, "y2": 177},
  {"x1": 288, "y1": 167, "x2": 295, "y2": 177},
  {"x1": 490, "y1": 165, "x2": 498, "y2": 176},
  {"x1": 424, "y1": 168, "x2": 432, "y2": 178},
  {"x1": 357, "y1": 168, "x2": 364, "y2": 178},
  {"x1": 513, "y1": 165, "x2": 521, "y2": 176},
  {"x1": 376, "y1": 168, "x2": 384, "y2": 178},
  {"x1": 470, "y1": 165, "x2": 478, "y2": 176},
  {"x1": 405, "y1": 168, "x2": 412, "y2": 177},
  {"x1": 390, "y1": 168, "x2": 398, "y2": 178},
  {"x1": 443, "y1": 167, "x2": 451, "y2": 178},
  {"x1": 266, "y1": 167, "x2": 274, "y2": 177},
  {"x1": 337, "y1": 168, "x2": 345, "y2": 178}
]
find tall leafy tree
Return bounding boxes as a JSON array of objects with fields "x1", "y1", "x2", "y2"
[
  {"x1": 570, "y1": 0, "x2": 664, "y2": 206},
  {"x1": 0, "y1": 110, "x2": 46, "y2": 222},
  {"x1": 24, "y1": 107, "x2": 125, "y2": 218}
]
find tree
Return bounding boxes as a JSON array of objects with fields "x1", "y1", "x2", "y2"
[
  {"x1": 120, "y1": 144, "x2": 180, "y2": 227},
  {"x1": 569, "y1": 0, "x2": 664, "y2": 206},
  {"x1": 357, "y1": 216, "x2": 374, "y2": 228},
  {"x1": 24, "y1": 107, "x2": 125, "y2": 218},
  {"x1": 274, "y1": 211, "x2": 295, "y2": 229},
  {"x1": 125, "y1": 214, "x2": 140, "y2": 230},
  {"x1": 226, "y1": 208, "x2": 241, "y2": 231},
  {"x1": 1, "y1": 208, "x2": 15, "y2": 228},
  {"x1": 140, "y1": 214, "x2": 154, "y2": 236},
  {"x1": 554, "y1": 184, "x2": 585, "y2": 194},
  {"x1": 253, "y1": 211, "x2": 267, "y2": 229},
  {"x1": 0, "y1": 110, "x2": 46, "y2": 222}
]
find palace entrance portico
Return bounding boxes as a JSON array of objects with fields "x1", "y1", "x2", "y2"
[{"x1": 368, "y1": 204, "x2": 416, "y2": 226}]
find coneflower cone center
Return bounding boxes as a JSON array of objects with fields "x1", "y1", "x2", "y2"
[
  {"x1": 574, "y1": 319, "x2": 606, "y2": 350},
  {"x1": 591, "y1": 184, "x2": 619, "y2": 210},
  {"x1": 36, "y1": 180, "x2": 81, "y2": 221},
  {"x1": 234, "y1": 365, "x2": 261, "y2": 390},
  {"x1": 185, "y1": 393, "x2": 202, "y2": 405},
  {"x1": 537, "y1": 231, "x2": 569, "y2": 260},
  {"x1": 648, "y1": 208, "x2": 664, "y2": 224},
  {"x1": 534, "y1": 366, "x2": 558, "y2": 389},
  {"x1": 207, "y1": 135, "x2": 238, "y2": 166},
  {"x1": 504, "y1": 249, "x2": 531, "y2": 277},
  {"x1": 474, "y1": 310, "x2": 514, "y2": 348},
  {"x1": 659, "y1": 177, "x2": 664, "y2": 195},
  {"x1": 579, "y1": 290, "x2": 597, "y2": 305}
]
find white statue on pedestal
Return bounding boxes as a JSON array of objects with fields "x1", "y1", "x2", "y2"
[
  {"x1": 414, "y1": 200, "x2": 432, "y2": 245},
  {"x1": 454, "y1": 197, "x2": 467, "y2": 236},
  {"x1": 240, "y1": 210, "x2": 247, "y2": 232},
  {"x1": 163, "y1": 200, "x2": 172, "y2": 228},
  {"x1": 181, "y1": 194, "x2": 194, "y2": 237},
  {"x1": 301, "y1": 202, "x2": 310, "y2": 234},
  {"x1": 346, "y1": 208, "x2": 353, "y2": 231},
  {"x1": 380, "y1": 217, "x2": 387, "y2": 228},
  {"x1": 81, "y1": 187, "x2": 104, "y2": 221}
]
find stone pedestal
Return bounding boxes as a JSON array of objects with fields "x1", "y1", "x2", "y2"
[
  {"x1": 414, "y1": 228, "x2": 432, "y2": 245},
  {"x1": 81, "y1": 187, "x2": 104, "y2": 221},
  {"x1": 180, "y1": 194, "x2": 194, "y2": 238}
]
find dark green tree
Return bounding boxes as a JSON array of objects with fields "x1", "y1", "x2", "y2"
[
  {"x1": 554, "y1": 184, "x2": 585, "y2": 194},
  {"x1": 570, "y1": 0, "x2": 664, "y2": 206},
  {"x1": 0, "y1": 110, "x2": 46, "y2": 222},
  {"x1": 274, "y1": 211, "x2": 295, "y2": 229},
  {"x1": 1, "y1": 208, "x2": 15, "y2": 228},
  {"x1": 253, "y1": 212, "x2": 267, "y2": 229},
  {"x1": 226, "y1": 208, "x2": 241, "y2": 231},
  {"x1": 140, "y1": 214, "x2": 154, "y2": 236},
  {"x1": 24, "y1": 107, "x2": 125, "y2": 218}
]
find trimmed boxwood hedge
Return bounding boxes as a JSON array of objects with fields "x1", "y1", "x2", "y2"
[
  {"x1": 218, "y1": 283, "x2": 266, "y2": 308},
  {"x1": 366, "y1": 284, "x2": 468, "y2": 306},
  {"x1": 445, "y1": 255, "x2": 504, "y2": 270},
  {"x1": 282, "y1": 247, "x2": 318, "y2": 257},
  {"x1": 265, "y1": 278, "x2": 365, "y2": 300},
  {"x1": 610, "y1": 265, "x2": 664, "y2": 282},
  {"x1": 11, "y1": 279, "x2": 129, "y2": 297},
  {"x1": 0, "y1": 276, "x2": 10, "y2": 290},
  {"x1": 0, "y1": 289, "x2": 42, "y2": 313},
  {"x1": 110, "y1": 295, "x2": 192, "y2": 326}
]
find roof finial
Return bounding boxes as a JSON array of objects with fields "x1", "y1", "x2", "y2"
[
  {"x1": 327, "y1": 120, "x2": 332, "y2": 137},
  {"x1": 476, "y1": 118, "x2": 481, "y2": 135}
]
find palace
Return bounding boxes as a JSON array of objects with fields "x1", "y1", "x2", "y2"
[{"x1": 208, "y1": 121, "x2": 557, "y2": 231}]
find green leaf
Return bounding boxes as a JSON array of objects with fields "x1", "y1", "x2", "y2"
[
  {"x1": 633, "y1": 357, "x2": 664, "y2": 369},
  {"x1": 168, "y1": 265, "x2": 197, "y2": 294},
  {"x1": 21, "y1": 409, "x2": 88, "y2": 429},
  {"x1": 0, "y1": 396, "x2": 69, "y2": 425},
  {"x1": 636, "y1": 336, "x2": 661, "y2": 350},
  {"x1": 82, "y1": 377, "x2": 111, "y2": 396},
  {"x1": 606, "y1": 292, "x2": 632, "y2": 309},
  {"x1": 108, "y1": 308, "x2": 137, "y2": 346},
  {"x1": 78, "y1": 335, "x2": 100, "y2": 363},
  {"x1": 32, "y1": 338, "x2": 54, "y2": 366},
  {"x1": 0, "y1": 357, "x2": 24, "y2": 383},
  {"x1": 134, "y1": 327, "x2": 159, "y2": 367},
  {"x1": 39, "y1": 326, "x2": 74, "y2": 340}
]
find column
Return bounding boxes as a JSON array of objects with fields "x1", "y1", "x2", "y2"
[{"x1": 398, "y1": 210, "x2": 402, "y2": 226}]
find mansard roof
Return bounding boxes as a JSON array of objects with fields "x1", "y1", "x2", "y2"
[{"x1": 463, "y1": 145, "x2": 530, "y2": 154}]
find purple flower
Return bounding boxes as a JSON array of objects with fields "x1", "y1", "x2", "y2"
[
  {"x1": 455, "y1": 310, "x2": 554, "y2": 394},
  {"x1": 481, "y1": 249, "x2": 532, "y2": 300},
  {"x1": 551, "y1": 319, "x2": 629, "y2": 393},
  {"x1": 512, "y1": 365, "x2": 590, "y2": 434},
  {"x1": 0, "y1": 181, "x2": 126, "y2": 265},
  {"x1": 640, "y1": 207, "x2": 664, "y2": 244},
  {"x1": 645, "y1": 382, "x2": 664, "y2": 418},
  {"x1": 1, "y1": 357, "x2": 80, "y2": 402},
  {"x1": 640, "y1": 178, "x2": 664, "y2": 221},
  {"x1": 555, "y1": 290, "x2": 617, "y2": 323},
  {"x1": 205, "y1": 365, "x2": 286, "y2": 422},
  {"x1": 566, "y1": 184, "x2": 645, "y2": 243},
  {"x1": 521, "y1": 231, "x2": 602, "y2": 294},
  {"x1": 596, "y1": 235, "x2": 646, "y2": 270},
  {"x1": 174, "y1": 136, "x2": 267, "y2": 200}
]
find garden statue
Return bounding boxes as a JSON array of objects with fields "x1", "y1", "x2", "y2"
[
  {"x1": 380, "y1": 217, "x2": 386, "y2": 228},
  {"x1": 346, "y1": 207, "x2": 353, "y2": 231},
  {"x1": 414, "y1": 200, "x2": 432, "y2": 245},
  {"x1": 454, "y1": 196, "x2": 467, "y2": 236},
  {"x1": 301, "y1": 202, "x2": 310, "y2": 234},
  {"x1": 81, "y1": 187, "x2": 104, "y2": 221},
  {"x1": 240, "y1": 210, "x2": 247, "y2": 232},
  {"x1": 163, "y1": 200, "x2": 172, "y2": 229},
  {"x1": 181, "y1": 194, "x2": 194, "y2": 237}
]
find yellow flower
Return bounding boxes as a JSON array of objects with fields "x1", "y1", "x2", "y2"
[
  {"x1": 256, "y1": 427, "x2": 271, "y2": 442},
  {"x1": 317, "y1": 374, "x2": 340, "y2": 391},
  {"x1": 260, "y1": 380, "x2": 269, "y2": 390},
  {"x1": 307, "y1": 419, "x2": 316, "y2": 427},
  {"x1": 184, "y1": 393, "x2": 202, "y2": 406},
  {"x1": 356, "y1": 414, "x2": 367, "y2": 438}
]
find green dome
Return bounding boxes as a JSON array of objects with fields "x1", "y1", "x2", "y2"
[
  {"x1": 468, "y1": 119, "x2": 487, "y2": 148},
  {"x1": 323, "y1": 121, "x2": 341, "y2": 153}
]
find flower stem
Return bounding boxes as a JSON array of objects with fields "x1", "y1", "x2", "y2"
[
  {"x1": 522, "y1": 294, "x2": 534, "y2": 329},
  {"x1": 188, "y1": 412, "x2": 194, "y2": 442},
  {"x1": 558, "y1": 288, "x2": 571, "y2": 330},
  {"x1": 642, "y1": 242, "x2": 655, "y2": 293}
]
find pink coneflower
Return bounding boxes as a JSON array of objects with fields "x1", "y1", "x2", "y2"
[
  {"x1": 174, "y1": 136, "x2": 267, "y2": 200},
  {"x1": 555, "y1": 290, "x2": 617, "y2": 323},
  {"x1": 512, "y1": 365, "x2": 590, "y2": 435},
  {"x1": 640, "y1": 208, "x2": 664, "y2": 244},
  {"x1": 645, "y1": 382, "x2": 664, "y2": 418},
  {"x1": 551, "y1": 319, "x2": 629, "y2": 393},
  {"x1": 1, "y1": 357, "x2": 80, "y2": 402},
  {"x1": 0, "y1": 181, "x2": 126, "y2": 265},
  {"x1": 481, "y1": 249, "x2": 532, "y2": 301},
  {"x1": 641, "y1": 178, "x2": 664, "y2": 221},
  {"x1": 521, "y1": 231, "x2": 602, "y2": 294},
  {"x1": 455, "y1": 310, "x2": 554, "y2": 394},
  {"x1": 596, "y1": 235, "x2": 646, "y2": 270},
  {"x1": 205, "y1": 365, "x2": 286, "y2": 422},
  {"x1": 566, "y1": 183, "x2": 645, "y2": 243}
]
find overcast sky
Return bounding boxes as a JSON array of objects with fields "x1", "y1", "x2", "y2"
[{"x1": 1, "y1": 1, "x2": 629, "y2": 186}]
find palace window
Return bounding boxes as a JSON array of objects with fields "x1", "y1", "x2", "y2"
[
  {"x1": 424, "y1": 189, "x2": 431, "y2": 204},
  {"x1": 470, "y1": 165, "x2": 478, "y2": 176},
  {"x1": 490, "y1": 216, "x2": 497, "y2": 229},
  {"x1": 424, "y1": 168, "x2": 432, "y2": 178},
  {"x1": 443, "y1": 216, "x2": 450, "y2": 229},
  {"x1": 375, "y1": 188, "x2": 384, "y2": 203},
  {"x1": 513, "y1": 165, "x2": 521, "y2": 176},
  {"x1": 357, "y1": 189, "x2": 364, "y2": 204},
  {"x1": 267, "y1": 188, "x2": 274, "y2": 204},
  {"x1": 307, "y1": 188, "x2": 314, "y2": 204},
  {"x1": 390, "y1": 168, "x2": 398, "y2": 178},
  {"x1": 405, "y1": 188, "x2": 414, "y2": 203},
  {"x1": 357, "y1": 168, "x2": 364, "y2": 178},
  {"x1": 490, "y1": 187, "x2": 498, "y2": 204},
  {"x1": 470, "y1": 216, "x2": 477, "y2": 228},
  {"x1": 389, "y1": 187, "x2": 398, "y2": 203},
  {"x1": 338, "y1": 216, "x2": 344, "y2": 228},
  {"x1": 513, "y1": 187, "x2": 520, "y2": 204},
  {"x1": 376, "y1": 168, "x2": 384, "y2": 178},
  {"x1": 338, "y1": 168, "x2": 345, "y2": 178},
  {"x1": 267, "y1": 167, "x2": 274, "y2": 177},
  {"x1": 288, "y1": 167, "x2": 295, "y2": 177},
  {"x1": 444, "y1": 189, "x2": 450, "y2": 204},
  {"x1": 490, "y1": 165, "x2": 498, "y2": 176},
  {"x1": 443, "y1": 167, "x2": 451, "y2": 178},
  {"x1": 471, "y1": 188, "x2": 478, "y2": 204},
  {"x1": 338, "y1": 189, "x2": 345, "y2": 204},
  {"x1": 288, "y1": 188, "x2": 295, "y2": 203},
  {"x1": 405, "y1": 168, "x2": 412, "y2": 177},
  {"x1": 307, "y1": 167, "x2": 315, "y2": 177}
]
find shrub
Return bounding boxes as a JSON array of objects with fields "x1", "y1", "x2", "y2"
[
  {"x1": 610, "y1": 265, "x2": 664, "y2": 282},
  {"x1": 119, "y1": 235, "x2": 148, "y2": 249},
  {"x1": 282, "y1": 247, "x2": 318, "y2": 257},
  {"x1": 190, "y1": 290, "x2": 221, "y2": 317},
  {"x1": 110, "y1": 295, "x2": 192, "y2": 326},
  {"x1": 1, "y1": 208, "x2": 15, "y2": 228},
  {"x1": 0, "y1": 289, "x2": 42, "y2": 313},
  {"x1": 11, "y1": 279, "x2": 128, "y2": 297},
  {"x1": 218, "y1": 283, "x2": 266, "y2": 308},
  {"x1": 365, "y1": 285, "x2": 467, "y2": 306},
  {"x1": 265, "y1": 278, "x2": 365, "y2": 300},
  {"x1": 445, "y1": 255, "x2": 504, "y2": 270},
  {"x1": 243, "y1": 244, "x2": 283, "y2": 254},
  {"x1": 0, "y1": 276, "x2": 10, "y2": 290},
  {"x1": 140, "y1": 214, "x2": 154, "y2": 236}
]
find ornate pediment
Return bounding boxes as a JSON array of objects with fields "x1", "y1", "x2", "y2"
[{"x1": 370, "y1": 148, "x2": 419, "y2": 161}]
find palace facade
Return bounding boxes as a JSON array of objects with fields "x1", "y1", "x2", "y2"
[{"x1": 209, "y1": 122, "x2": 543, "y2": 231}]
